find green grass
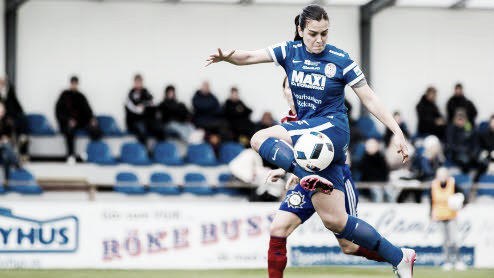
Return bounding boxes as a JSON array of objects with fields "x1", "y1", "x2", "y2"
[{"x1": 0, "y1": 267, "x2": 492, "y2": 278}]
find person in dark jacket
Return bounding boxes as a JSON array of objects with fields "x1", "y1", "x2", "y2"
[
  {"x1": 157, "y1": 85, "x2": 194, "y2": 142},
  {"x1": 0, "y1": 77, "x2": 29, "y2": 159},
  {"x1": 416, "y1": 86, "x2": 446, "y2": 139},
  {"x1": 55, "y1": 76, "x2": 101, "y2": 163},
  {"x1": 0, "y1": 101, "x2": 20, "y2": 181},
  {"x1": 446, "y1": 109, "x2": 477, "y2": 173},
  {"x1": 223, "y1": 87, "x2": 255, "y2": 141},
  {"x1": 384, "y1": 111, "x2": 409, "y2": 146},
  {"x1": 446, "y1": 83, "x2": 477, "y2": 126},
  {"x1": 125, "y1": 74, "x2": 157, "y2": 145},
  {"x1": 475, "y1": 115, "x2": 494, "y2": 181}
]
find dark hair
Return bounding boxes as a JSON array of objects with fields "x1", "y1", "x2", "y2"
[
  {"x1": 230, "y1": 86, "x2": 238, "y2": 93},
  {"x1": 293, "y1": 4, "x2": 329, "y2": 41},
  {"x1": 134, "y1": 74, "x2": 143, "y2": 81},
  {"x1": 165, "y1": 85, "x2": 175, "y2": 94},
  {"x1": 455, "y1": 83, "x2": 463, "y2": 89},
  {"x1": 282, "y1": 76, "x2": 288, "y2": 88},
  {"x1": 70, "y1": 76, "x2": 79, "y2": 83}
]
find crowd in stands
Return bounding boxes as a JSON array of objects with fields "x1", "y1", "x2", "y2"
[
  {"x1": 352, "y1": 83, "x2": 493, "y2": 202},
  {"x1": 0, "y1": 73, "x2": 493, "y2": 201}
]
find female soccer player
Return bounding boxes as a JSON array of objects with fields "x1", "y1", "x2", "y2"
[
  {"x1": 264, "y1": 77, "x2": 386, "y2": 278},
  {"x1": 206, "y1": 5, "x2": 415, "y2": 277}
]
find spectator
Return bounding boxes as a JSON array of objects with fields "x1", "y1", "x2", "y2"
[
  {"x1": 0, "y1": 77, "x2": 29, "y2": 160},
  {"x1": 192, "y1": 81, "x2": 223, "y2": 130},
  {"x1": 446, "y1": 109, "x2": 477, "y2": 173},
  {"x1": 55, "y1": 76, "x2": 101, "y2": 163},
  {"x1": 360, "y1": 138, "x2": 389, "y2": 182},
  {"x1": 345, "y1": 98, "x2": 363, "y2": 148},
  {"x1": 0, "y1": 102, "x2": 20, "y2": 181},
  {"x1": 223, "y1": 87, "x2": 255, "y2": 141},
  {"x1": 411, "y1": 135, "x2": 444, "y2": 181},
  {"x1": 430, "y1": 167, "x2": 467, "y2": 271},
  {"x1": 359, "y1": 138, "x2": 389, "y2": 202},
  {"x1": 125, "y1": 74, "x2": 160, "y2": 145},
  {"x1": 475, "y1": 115, "x2": 494, "y2": 181},
  {"x1": 384, "y1": 111, "x2": 409, "y2": 146},
  {"x1": 446, "y1": 83, "x2": 477, "y2": 126},
  {"x1": 255, "y1": 111, "x2": 276, "y2": 131},
  {"x1": 157, "y1": 85, "x2": 194, "y2": 142},
  {"x1": 416, "y1": 86, "x2": 446, "y2": 139}
]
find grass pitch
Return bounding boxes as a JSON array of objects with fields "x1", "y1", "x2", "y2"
[{"x1": 0, "y1": 267, "x2": 492, "y2": 278}]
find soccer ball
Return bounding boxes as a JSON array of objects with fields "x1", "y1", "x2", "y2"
[
  {"x1": 448, "y1": 193, "x2": 465, "y2": 211},
  {"x1": 293, "y1": 131, "x2": 334, "y2": 172}
]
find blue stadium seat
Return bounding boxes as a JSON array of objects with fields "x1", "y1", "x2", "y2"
[
  {"x1": 97, "y1": 115, "x2": 125, "y2": 136},
  {"x1": 114, "y1": 172, "x2": 146, "y2": 194},
  {"x1": 350, "y1": 142, "x2": 366, "y2": 163},
  {"x1": 0, "y1": 184, "x2": 6, "y2": 194},
  {"x1": 149, "y1": 172, "x2": 180, "y2": 195},
  {"x1": 477, "y1": 174, "x2": 494, "y2": 197},
  {"x1": 120, "y1": 142, "x2": 151, "y2": 165},
  {"x1": 216, "y1": 173, "x2": 241, "y2": 196},
  {"x1": 7, "y1": 169, "x2": 42, "y2": 194},
  {"x1": 26, "y1": 114, "x2": 56, "y2": 135},
  {"x1": 86, "y1": 141, "x2": 116, "y2": 165},
  {"x1": 478, "y1": 121, "x2": 489, "y2": 133},
  {"x1": 183, "y1": 172, "x2": 214, "y2": 195},
  {"x1": 453, "y1": 174, "x2": 472, "y2": 197},
  {"x1": 356, "y1": 116, "x2": 382, "y2": 139},
  {"x1": 186, "y1": 143, "x2": 218, "y2": 166},
  {"x1": 153, "y1": 142, "x2": 184, "y2": 166},
  {"x1": 219, "y1": 142, "x2": 244, "y2": 164}
]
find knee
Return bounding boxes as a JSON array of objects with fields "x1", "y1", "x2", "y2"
[
  {"x1": 269, "y1": 222, "x2": 293, "y2": 238},
  {"x1": 340, "y1": 244, "x2": 359, "y2": 255},
  {"x1": 321, "y1": 215, "x2": 347, "y2": 233},
  {"x1": 250, "y1": 131, "x2": 266, "y2": 151}
]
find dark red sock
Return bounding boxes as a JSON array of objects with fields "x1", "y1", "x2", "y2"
[
  {"x1": 268, "y1": 236, "x2": 287, "y2": 278},
  {"x1": 355, "y1": 246, "x2": 387, "y2": 262}
]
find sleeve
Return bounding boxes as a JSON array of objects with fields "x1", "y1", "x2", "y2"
[
  {"x1": 266, "y1": 41, "x2": 290, "y2": 68},
  {"x1": 341, "y1": 56, "x2": 366, "y2": 87}
]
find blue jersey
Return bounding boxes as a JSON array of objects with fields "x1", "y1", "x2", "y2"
[{"x1": 267, "y1": 41, "x2": 365, "y2": 122}]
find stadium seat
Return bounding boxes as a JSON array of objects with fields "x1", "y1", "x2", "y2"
[
  {"x1": 478, "y1": 121, "x2": 489, "y2": 133},
  {"x1": 114, "y1": 172, "x2": 146, "y2": 194},
  {"x1": 216, "y1": 172, "x2": 241, "y2": 196},
  {"x1": 477, "y1": 174, "x2": 494, "y2": 197},
  {"x1": 453, "y1": 174, "x2": 472, "y2": 197},
  {"x1": 183, "y1": 172, "x2": 214, "y2": 195},
  {"x1": 86, "y1": 141, "x2": 116, "y2": 165},
  {"x1": 186, "y1": 143, "x2": 218, "y2": 166},
  {"x1": 356, "y1": 116, "x2": 382, "y2": 139},
  {"x1": 7, "y1": 169, "x2": 43, "y2": 194},
  {"x1": 350, "y1": 142, "x2": 366, "y2": 163},
  {"x1": 153, "y1": 142, "x2": 184, "y2": 166},
  {"x1": 97, "y1": 115, "x2": 125, "y2": 136},
  {"x1": 149, "y1": 172, "x2": 180, "y2": 195},
  {"x1": 219, "y1": 142, "x2": 244, "y2": 164},
  {"x1": 0, "y1": 184, "x2": 6, "y2": 194},
  {"x1": 26, "y1": 114, "x2": 56, "y2": 135},
  {"x1": 120, "y1": 142, "x2": 151, "y2": 165}
]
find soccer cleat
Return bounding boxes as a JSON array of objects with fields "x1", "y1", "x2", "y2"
[
  {"x1": 393, "y1": 248, "x2": 416, "y2": 278},
  {"x1": 454, "y1": 261, "x2": 467, "y2": 271},
  {"x1": 300, "y1": 175, "x2": 334, "y2": 194}
]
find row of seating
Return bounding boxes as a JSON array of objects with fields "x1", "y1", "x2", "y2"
[
  {"x1": 27, "y1": 114, "x2": 124, "y2": 136},
  {"x1": 114, "y1": 172, "x2": 240, "y2": 196},
  {"x1": 87, "y1": 141, "x2": 245, "y2": 166}
]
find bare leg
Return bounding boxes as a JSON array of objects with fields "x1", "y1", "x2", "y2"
[{"x1": 251, "y1": 125, "x2": 292, "y2": 151}]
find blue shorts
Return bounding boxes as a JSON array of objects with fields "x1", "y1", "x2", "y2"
[
  {"x1": 279, "y1": 165, "x2": 359, "y2": 238},
  {"x1": 281, "y1": 115, "x2": 350, "y2": 191}
]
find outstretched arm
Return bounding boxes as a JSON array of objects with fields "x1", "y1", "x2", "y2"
[
  {"x1": 206, "y1": 48, "x2": 273, "y2": 66},
  {"x1": 353, "y1": 84, "x2": 409, "y2": 163}
]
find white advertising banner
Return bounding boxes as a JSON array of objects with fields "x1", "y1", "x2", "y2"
[{"x1": 0, "y1": 201, "x2": 492, "y2": 269}]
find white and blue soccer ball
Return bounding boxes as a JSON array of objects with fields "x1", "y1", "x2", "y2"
[{"x1": 293, "y1": 131, "x2": 334, "y2": 172}]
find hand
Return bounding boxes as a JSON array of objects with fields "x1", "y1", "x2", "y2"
[
  {"x1": 394, "y1": 135, "x2": 410, "y2": 164},
  {"x1": 68, "y1": 119, "x2": 76, "y2": 128},
  {"x1": 264, "y1": 168, "x2": 286, "y2": 184},
  {"x1": 90, "y1": 118, "x2": 97, "y2": 127},
  {"x1": 435, "y1": 117, "x2": 446, "y2": 125},
  {"x1": 205, "y1": 48, "x2": 235, "y2": 67},
  {"x1": 285, "y1": 174, "x2": 300, "y2": 190}
]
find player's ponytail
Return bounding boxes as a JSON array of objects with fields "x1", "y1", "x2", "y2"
[
  {"x1": 294, "y1": 15, "x2": 303, "y2": 41},
  {"x1": 294, "y1": 4, "x2": 329, "y2": 41}
]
